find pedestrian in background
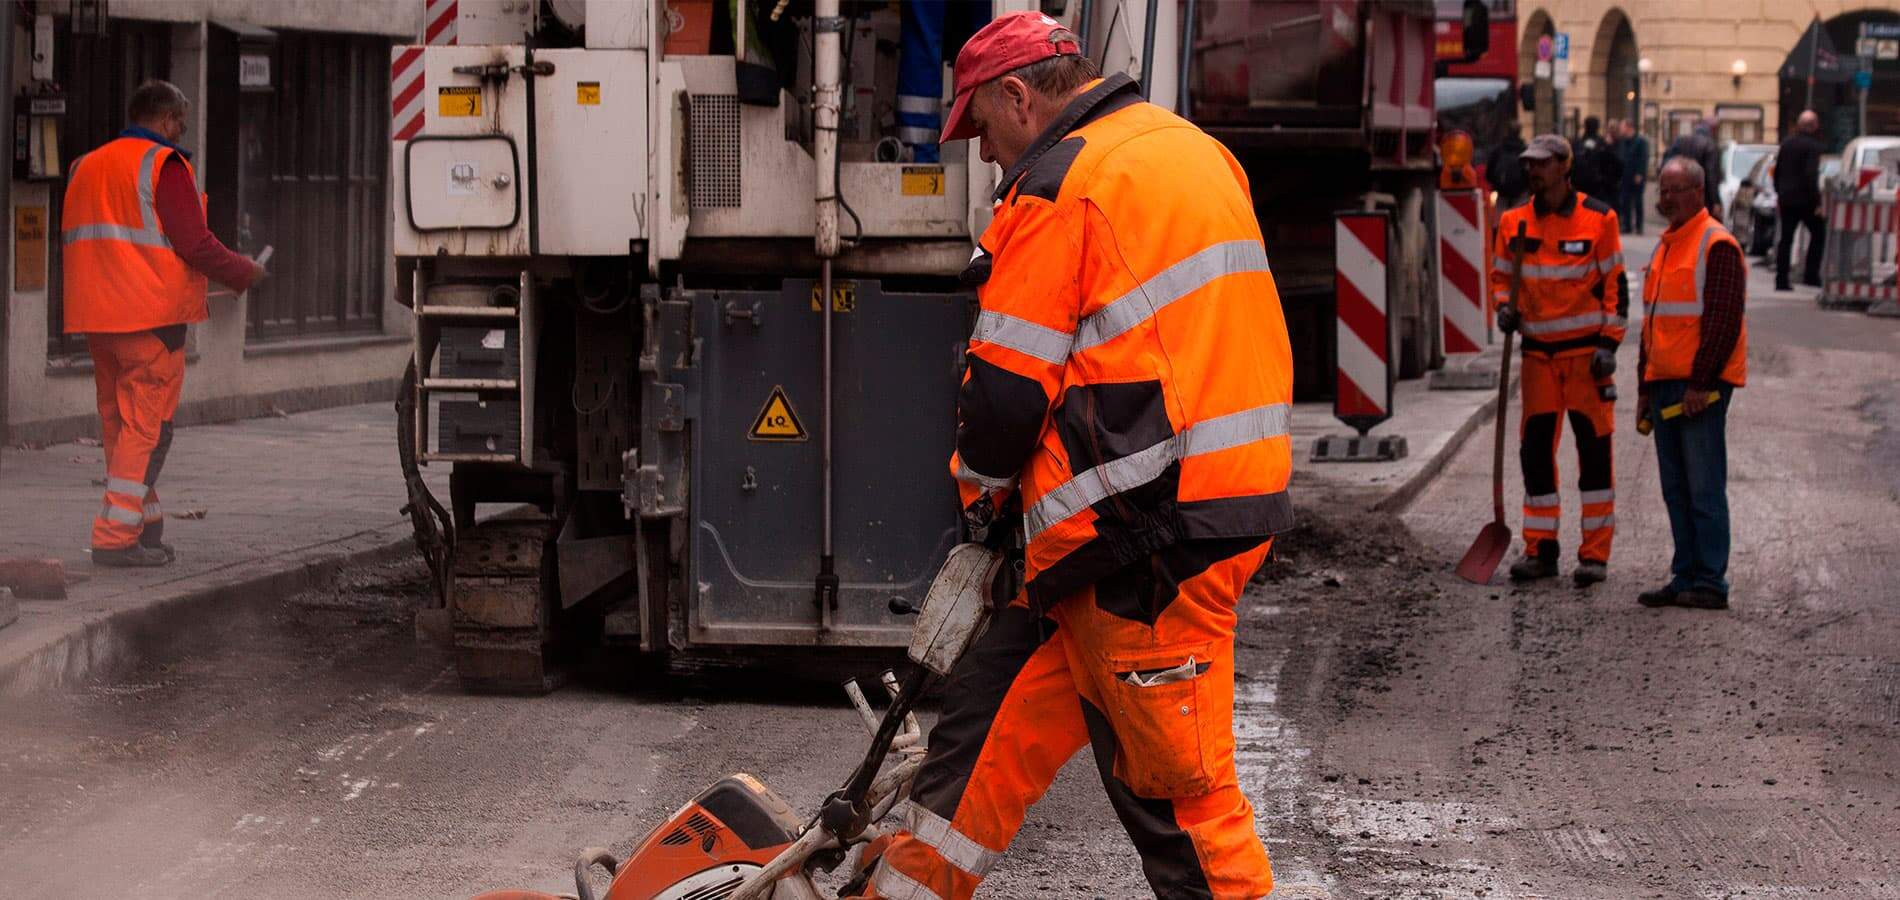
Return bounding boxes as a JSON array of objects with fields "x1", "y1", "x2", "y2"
[
  {"x1": 1491, "y1": 135, "x2": 1627, "y2": 587},
  {"x1": 1573, "y1": 116, "x2": 1623, "y2": 206},
  {"x1": 1486, "y1": 121, "x2": 1530, "y2": 209},
  {"x1": 61, "y1": 81, "x2": 266, "y2": 567},
  {"x1": 1617, "y1": 119, "x2": 1650, "y2": 234},
  {"x1": 1637, "y1": 158, "x2": 1746, "y2": 610},
  {"x1": 1774, "y1": 109, "x2": 1828, "y2": 291},
  {"x1": 1664, "y1": 118, "x2": 1723, "y2": 220}
]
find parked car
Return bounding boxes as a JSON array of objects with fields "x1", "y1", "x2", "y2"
[
  {"x1": 1717, "y1": 142, "x2": 1776, "y2": 213},
  {"x1": 1827, "y1": 136, "x2": 1900, "y2": 194},
  {"x1": 1728, "y1": 151, "x2": 1778, "y2": 256}
]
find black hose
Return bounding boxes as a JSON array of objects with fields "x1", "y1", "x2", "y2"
[{"x1": 573, "y1": 847, "x2": 619, "y2": 900}]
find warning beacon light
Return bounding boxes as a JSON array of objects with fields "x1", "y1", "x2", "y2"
[{"x1": 1439, "y1": 129, "x2": 1477, "y2": 191}]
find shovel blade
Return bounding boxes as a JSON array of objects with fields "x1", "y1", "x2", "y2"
[{"x1": 1455, "y1": 521, "x2": 1513, "y2": 584}]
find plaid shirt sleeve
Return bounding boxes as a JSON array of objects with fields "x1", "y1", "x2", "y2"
[{"x1": 1690, "y1": 241, "x2": 1746, "y2": 389}]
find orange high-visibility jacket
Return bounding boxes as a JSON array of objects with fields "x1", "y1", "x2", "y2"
[
  {"x1": 1490, "y1": 191, "x2": 1627, "y2": 356},
  {"x1": 1642, "y1": 208, "x2": 1747, "y2": 386},
  {"x1": 948, "y1": 74, "x2": 1295, "y2": 607},
  {"x1": 61, "y1": 136, "x2": 209, "y2": 334}
]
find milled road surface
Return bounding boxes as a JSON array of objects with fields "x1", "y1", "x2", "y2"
[{"x1": 3, "y1": 261, "x2": 1898, "y2": 898}]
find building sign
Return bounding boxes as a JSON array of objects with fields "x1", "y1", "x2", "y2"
[
  {"x1": 15, "y1": 205, "x2": 46, "y2": 291},
  {"x1": 239, "y1": 53, "x2": 272, "y2": 89}
]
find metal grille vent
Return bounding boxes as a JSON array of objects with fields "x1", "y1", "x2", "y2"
[
  {"x1": 689, "y1": 94, "x2": 742, "y2": 209},
  {"x1": 660, "y1": 811, "x2": 717, "y2": 846}
]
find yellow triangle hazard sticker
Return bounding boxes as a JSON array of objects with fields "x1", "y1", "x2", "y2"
[{"x1": 748, "y1": 385, "x2": 808, "y2": 442}]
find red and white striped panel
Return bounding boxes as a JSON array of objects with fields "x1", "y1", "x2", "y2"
[
  {"x1": 1335, "y1": 212, "x2": 1392, "y2": 427},
  {"x1": 425, "y1": 0, "x2": 459, "y2": 46},
  {"x1": 1824, "y1": 280, "x2": 1900, "y2": 301},
  {"x1": 1828, "y1": 197, "x2": 1898, "y2": 233},
  {"x1": 1435, "y1": 190, "x2": 1486, "y2": 356}
]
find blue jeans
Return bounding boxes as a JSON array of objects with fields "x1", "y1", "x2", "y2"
[{"x1": 1649, "y1": 380, "x2": 1733, "y2": 595}]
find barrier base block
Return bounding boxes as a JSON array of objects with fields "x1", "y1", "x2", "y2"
[
  {"x1": 1818, "y1": 293, "x2": 1873, "y2": 311},
  {"x1": 1868, "y1": 299, "x2": 1900, "y2": 318},
  {"x1": 1429, "y1": 365, "x2": 1499, "y2": 390},
  {"x1": 1311, "y1": 433, "x2": 1409, "y2": 463}
]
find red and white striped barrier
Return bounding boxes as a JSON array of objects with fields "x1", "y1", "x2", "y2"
[
  {"x1": 1435, "y1": 189, "x2": 1487, "y2": 356},
  {"x1": 1334, "y1": 211, "x2": 1393, "y2": 431},
  {"x1": 392, "y1": 0, "x2": 459, "y2": 143},
  {"x1": 1820, "y1": 194, "x2": 1900, "y2": 312}
]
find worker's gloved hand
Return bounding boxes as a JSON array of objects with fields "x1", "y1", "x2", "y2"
[
  {"x1": 1591, "y1": 347, "x2": 1617, "y2": 378},
  {"x1": 1496, "y1": 303, "x2": 1520, "y2": 335}
]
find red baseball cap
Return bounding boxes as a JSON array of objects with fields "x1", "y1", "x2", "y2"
[{"x1": 941, "y1": 11, "x2": 1083, "y2": 144}]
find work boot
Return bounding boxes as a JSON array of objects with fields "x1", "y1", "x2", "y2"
[
  {"x1": 1775, "y1": 278, "x2": 1793, "y2": 292},
  {"x1": 1573, "y1": 559, "x2": 1608, "y2": 587},
  {"x1": 1676, "y1": 588, "x2": 1729, "y2": 610},
  {"x1": 1637, "y1": 585, "x2": 1679, "y2": 607},
  {"x1": 139, "y1": 528, "x2": 176, "y2": 564},
  {"x1": 1508, "y1": 540, "x2": 1559, "y2": 582},
  {"x1": 92, "y1": 545, "x2": 173, "y2": 568}
]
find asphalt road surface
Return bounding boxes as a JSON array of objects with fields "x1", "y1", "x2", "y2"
[{"x1": 3, "y1": 264, "x2": 1897, "y2": 899}]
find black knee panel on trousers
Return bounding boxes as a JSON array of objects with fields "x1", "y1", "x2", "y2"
[
  {"x1": 1079, "y1": 698, "x2": 1215, "y2": 899},
  {"x1": 1520, "y1": 413, "x2": 1560, "y2": 495},
  {"x1": 1567, "y1": 411, "x2": 1613, "y2": 491}
]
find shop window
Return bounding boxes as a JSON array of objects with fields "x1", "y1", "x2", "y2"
[{"x1": 1715, "y1": 104, "x2": 1765, "y2": 145}]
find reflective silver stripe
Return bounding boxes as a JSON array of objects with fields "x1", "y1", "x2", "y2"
[
  {"x1": 136, "y1": 144, "x2": 164, "y2": 230},
  {"x1": 1025, "y1": 403, "x2": 1290, "y2": 540},
  {"x1": 1582, "y1": 514, "x2": 1616, "y2": 530},
  {"x1": 1649, "y1": 300, "x2": 1703, "y2": 317},
  {"x1": 954, "y1": 459, "x2": 1017, "y2": 492},
  {"x1": 1518, "y1": 312, "x2": 1606, "y2": 336},
  {"x1": 971, "y1": 310, "x2": 1072, "y2": 365},
  {"x1": 1071, "y1": 240, "x2": 1271, "y2": 353},
  {"x1": 1606, "y1": 315, "x2": 1629, "y2": 330},
  {"x1": 1580, "y1": 488, "x2": 1615, "y2": 505},
  {"x1": 1598, "y1": 252, "x2": 1625, "y2": 273},
  {"x1": 1522, "y1": 516, "x2": 1558, "y2": 531},
  {"x1": 106, "y1": 476, "x2": 150, "y2": 498},
  {"x1": 1691, "y1": 224, "x2": 1721, "y2": 302},
  {"x1": 895, "y1": 94, "x2": 940, "y2": 115},
  {"x1": 1519, "y1": 261, "x2": 1597, "y2": 280},
  {"x1": 898, "y1": 126, "x2": 941, "y2": 145},
  {"x1": 142, "y1": 503, "x2": 162, "y2": 521},
  {"x1": 873, "y1": 861, "x2": 948, "y2": 900},
  {"x1": 1524, "y1": 493, "x2": 1560, "y2": 509},
  {"x1": 62, "y1": 223, "x2": 173, "y2": 249},
  {"x1": 100, "y1": 504, "x2": 144, "y2": 526},
  {"x1": 902, "y1": 801, "x2": 1003, "y2": 876},
  {"x1": 1492, "y1": 255, "x2": 1514, "y2": 272}
]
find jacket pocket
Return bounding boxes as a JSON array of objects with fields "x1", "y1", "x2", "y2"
[{"x1": 1101, "y1": 642, "x2": 1217, "y2": 798}]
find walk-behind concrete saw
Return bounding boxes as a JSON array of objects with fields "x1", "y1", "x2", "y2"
[{"x1": 474, "y1": 541, "x2": 1005, "y2": 900}]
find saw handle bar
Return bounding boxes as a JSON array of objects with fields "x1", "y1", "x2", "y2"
[
  {"x1": 820, "y1": 664, "x2": 932, "y2": 840},
  {"x1": 729, "y1": 754, "x2": 927, "y2": 900}
]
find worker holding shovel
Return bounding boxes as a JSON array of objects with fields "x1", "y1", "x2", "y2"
[{"x1": 1635, "y1": 158, "x2": 1746, "y2": 610}]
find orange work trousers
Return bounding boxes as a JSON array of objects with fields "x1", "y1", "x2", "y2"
[
  {"x1": 1519, "y1": 351, "x2": 1614, "y2": 563},
  {"x1": 87, "y1": 330, "x2": 184, "y2": 550},
  {"x1": 859, "y1": 538, "x2": 1274, "y2": 900}
]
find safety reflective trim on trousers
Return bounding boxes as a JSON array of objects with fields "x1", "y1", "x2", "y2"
[
  {"x1": 1524, "y1": 493, "x2": 1560, "y2": 509},
  {"x1": 972, "y1": 310, "x2": 1072, "y2": 365},
  {"x1": 1070, "y1": 240, "x2": 1272, "y2": 354},
  {"x1": 1580, "y1": 488, "x2": 1614, "y2": 505},
  {"x1": 872, "y1": 859, "x2": 948, "y2": 900},
  {"x1": 954, "y1": 459, "x2": 1018, "y2": 492},
  {"x1": 896, "y1": 94, "x2": 940, "y2": 115},
  {"x1": 901, "y1": 800, "x2": 1004, "y2": 877},
  {"x1": 1025, "y1": 402, "x2": 1291, "y2": 540},
  {"x1": 1582, "y1": 514, "x2": 1615, "y2": 530},
  {"x1": 142, "y1": 503, "x2": 162, "y2": 521},
  {"x1": 106, "y1": 476, "x2": 151, "y2": 498},
  {"x1": 1518, "y1": 312, "x2": 1608, "y2": 336},
  {"x1": 898, "y1": 126, "x2": 941, "y2": 145},
  {"x1": 62, "y1": 222, "x2": 174, "y2": 249},
  {"x1": 1522, "y1": 515, "x2": 1558, "y2": 531},
  {"x1": 99, "y1": 504, "x2": 144, "y2": 526}
]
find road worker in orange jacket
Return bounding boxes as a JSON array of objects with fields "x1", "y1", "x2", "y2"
[
  {"x1": 1490, "y1": 135, "x2": 1627, "y2": 587},
  {"x1": 62, "y1": 80, "x2": 265, "y2": 567},
  {"x1": 850, "y1": 13, "x2": 1294, "y2": 900}
]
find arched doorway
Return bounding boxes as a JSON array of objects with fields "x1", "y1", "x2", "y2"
[
  {"x1": 1519, "y1": 9, "x2": 1557, "y2": 135},
  {"x1": 1591, "y1": 9, "x2": 1639, "y2": 127}
]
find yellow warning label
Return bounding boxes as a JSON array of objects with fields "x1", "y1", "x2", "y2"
[
  {"x1": 748, "y1": 385, "x2": 808, "y2": 442},
  {"x1": 576, "y1": 82, "x2": 601, "y2": 105},
  {"x1": 901, "y1": 165, "x2": 945, "y2": 196},
  {"x1": 438, "y1": 86, "x2": 482, "y2": 117},
  {"x1": 809, "y1": 281, "x2": 857, "y2": 313}
]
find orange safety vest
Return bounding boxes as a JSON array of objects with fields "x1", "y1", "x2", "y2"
[
  {"x1": 60, "y1": 136, "x2": 208, "y2": 334},
  {"x1": 1490, "y1": 190, "x2": 1628, "y2": 355},
  {"x1": 1642, "y1": 208, "x2": 1747, "y2": 386},
  {"x1": 948, "y1": 75, "x2": 1295, "y2": 606}
]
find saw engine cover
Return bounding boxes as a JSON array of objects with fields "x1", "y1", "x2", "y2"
[{"x1": 603, "y1": 774, "x2": 804, "y2": 900}]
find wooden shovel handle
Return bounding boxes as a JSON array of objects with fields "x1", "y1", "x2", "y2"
[{"x1": 1493, "y1": 222, "x2": 1528, "y2": 525}]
